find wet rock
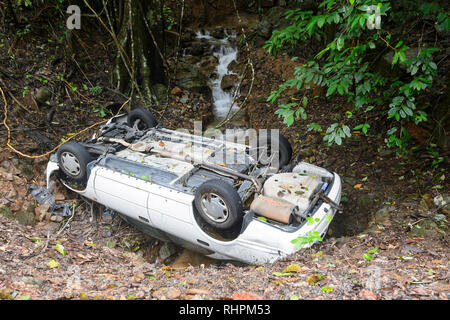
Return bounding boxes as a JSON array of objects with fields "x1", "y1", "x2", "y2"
[
  {"x1": 175, "y1": 62, "x2": 211, "y2": 97},
  {"x1": 184, "y1": 41, "x2": 206, "y2": 56},
  {"x1": 199, "y1": 56, "x2": 218, "y2": 78},
  {"x1": 159, "y1": 242, "x2": 179, "y2": 260},
  {"x1": 221, "y1": 74, "x2": 239, "y2": 91},
  {"x1": 228, "y1": 60, "x2": 243, "y2": 74},
  {"x1": 210, "y1": 27, "x2": 225, "y2": 39}
]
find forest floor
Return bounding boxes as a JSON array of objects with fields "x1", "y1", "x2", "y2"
[{"x1": 0, "y1": 5, "x2": 449, "y2": 300}]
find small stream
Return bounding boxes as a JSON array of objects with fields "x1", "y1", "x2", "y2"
[{"x1": 194, "y1": 29, "x2": 240, "y2": 124}]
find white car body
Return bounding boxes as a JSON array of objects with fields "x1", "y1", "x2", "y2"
[{"x1": 46, "y1": 115, "x2": 342, "y2": 264}]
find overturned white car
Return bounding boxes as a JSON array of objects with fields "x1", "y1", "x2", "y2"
[{"x1": 46, "y1": 108, "x2": 342, "y2": 264}]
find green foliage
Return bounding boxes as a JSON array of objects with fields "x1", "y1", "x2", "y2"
[
  {"x1": 291, "y1": 230, "x2": 323, "y2": 249},
  {"x1": 265, "y1": 0, "x2": 448, "y2": 154},
  {"x1": 92, "y1": 104, "x2": 110, "y2": 118}
]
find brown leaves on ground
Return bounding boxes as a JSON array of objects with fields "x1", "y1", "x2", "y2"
[{"x1": 232, "y1": 292, "x2": 262, "y2": 300}]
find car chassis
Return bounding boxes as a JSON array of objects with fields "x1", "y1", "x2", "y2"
[{"x1": 46, "y1": 109, "x2": 342, "y2": 264}]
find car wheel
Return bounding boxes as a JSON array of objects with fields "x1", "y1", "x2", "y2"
[
  {"x1": 57, "y1": 142, "x2": 92, "y2": 184},
  {"x1": 127, "y1": 108, "x2": 158, "y2": 130},
  {"x1": 256, "y1": 130, "x2": 292, "y2": 168},
  {"x1": 194, "y1": 179, "x2": 244, "y2": 230}
]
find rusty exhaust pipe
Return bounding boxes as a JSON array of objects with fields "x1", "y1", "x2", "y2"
[{"x1": 250, "y1": 196, "x2": 298, "y2": 224}]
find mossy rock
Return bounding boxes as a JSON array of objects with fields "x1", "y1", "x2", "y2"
[
  {"x1": 16, "y1": 207, "x2": 35, "y2": 226},
  {"x1": 410, "y1": 220, "x2": 440, "y2": 237}
]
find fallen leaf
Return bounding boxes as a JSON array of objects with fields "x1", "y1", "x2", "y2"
[
  {"x1": 166, "y1": 288, "x2": 181, "y2": 299},
  {"x1": 272, "y1": 272, "x2": 294, "y2": 277},
  {"x1": 48, "y1": 259, "x2": 59, "y2": 269},
  {"x1": 282, "y1": 264, "x2": 302, "y2": 273},
  {"x1": 321, "y1": 286, "x2": 334, "y2": 293},
  {"x1": 354, "y1": 184, "x2": 363, "y2": 189},
  {"x1": 360, "y1": 289, "x2": 377, "y2": 300},
  {"x1": 306, "y1": 274, "x2": 326, "y2": 285},
  {"x1": 186, "y1": 288, "x2": 209, "y2": 295},
  {"x1": 55, "y1": 243, "x2": 67, "y2": 256},
  {"x1": 232, "y1": 292, "x2": 262, "y2": 300}
]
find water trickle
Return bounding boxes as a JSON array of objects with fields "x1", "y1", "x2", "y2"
[{"x1": 194, "y1": 29, "x2": 240, "y2": 122}]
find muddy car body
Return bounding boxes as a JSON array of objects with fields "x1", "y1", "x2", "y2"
[{"x1": 46, "y1": 108, "x2": 342, "y2": 264}]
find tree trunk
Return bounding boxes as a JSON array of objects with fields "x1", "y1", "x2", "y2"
[{"x1": 110, "y1": 0, "x2": 167, "y2": 104}]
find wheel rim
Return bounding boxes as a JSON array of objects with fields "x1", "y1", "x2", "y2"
[
  {"x1": 60, "y1": 152, "x2": 81, "y2": 176},
  {"x1": 200, "y1": 192, "x2": 229, "y2": 223}
]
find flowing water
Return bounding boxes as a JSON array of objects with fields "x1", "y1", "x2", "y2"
[{"x1": 195, "y1": 30, "x2": 240, "y2": 123}]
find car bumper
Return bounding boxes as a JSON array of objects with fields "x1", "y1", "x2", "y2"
[{"x1": 203, "y1": 173, "x2": 342, "y2": 264}]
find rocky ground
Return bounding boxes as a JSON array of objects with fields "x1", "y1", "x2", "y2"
[{"x1": 0, "y1": 3, "x2": 449, "y2": 300}]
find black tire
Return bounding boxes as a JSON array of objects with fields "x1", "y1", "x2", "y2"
[
  {"x1": 194, "y1": 179, "x2": 244, "y2": 230},
  {"x1": 127, "y1": 108, "x2": 158, "y2": 130},
  {"x1": 256, "y1": 130, "x2": 292, "y2": 168},
  {"x1": 57, "y1": 142, "x2": 93, "y2": 184}
]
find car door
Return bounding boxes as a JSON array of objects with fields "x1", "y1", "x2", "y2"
[
  {"x1": 146, "y1": 186, "x2": 196, "y2": 237},
  {"x1": 94, "y1": 167, "x2": 153, "y2": 225}
]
